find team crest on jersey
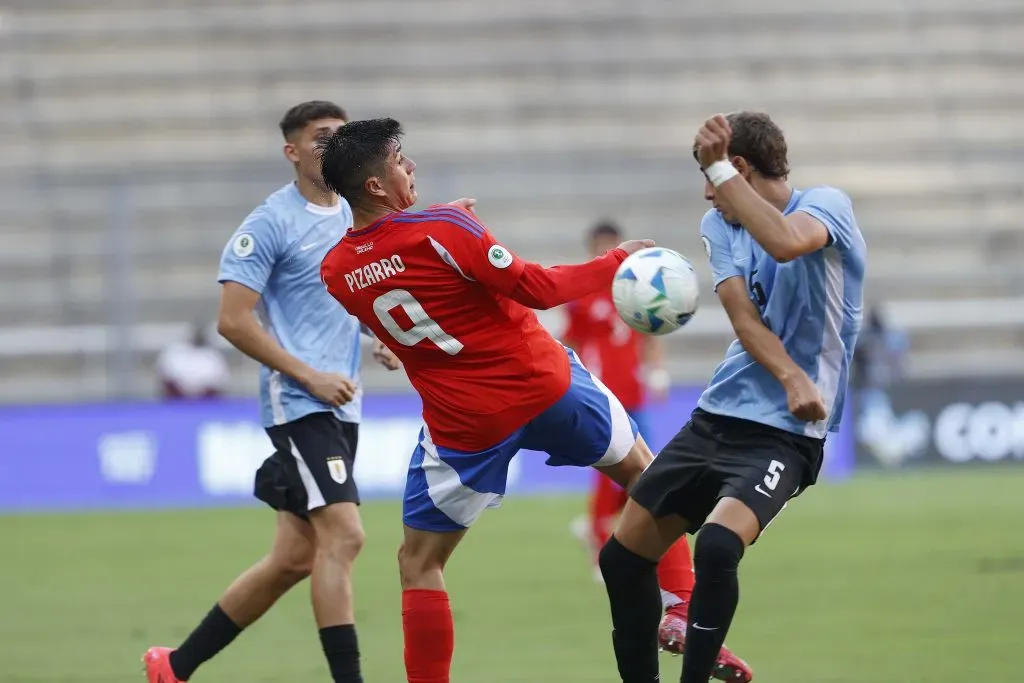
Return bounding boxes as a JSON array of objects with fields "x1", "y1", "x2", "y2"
[
  {"x1": 326, "y1": 456, "x2": 348, "y2": 484},
  {"x1": 701, "y1": 236, "x2": 712, "y2": 260},
  {"x1": 355, "y1": 242, "x2": 374, "y2": 254},
  {"x1": 233, "y1": 233, "x2": 255, "y2": 258},
  {"x1": 488, "y1": 245, "x2": 513, "y2": 269}
]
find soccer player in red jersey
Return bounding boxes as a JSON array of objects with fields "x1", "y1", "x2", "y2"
[
  {"x1": 563, "y1": 222, "x2": 750, "y2": 678},
  {"x1": 318, "y1": 118, "x2": 668, "y2": 683}
]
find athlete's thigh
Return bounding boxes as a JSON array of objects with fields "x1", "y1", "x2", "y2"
[
  {"x1": 262, "y1": 412, "x2": 360, "y2": 517},
  {"x1": 712, "y1": 422, "x2": 821, "y2": 537},
  {"x1": 270, "y1": 510, "x2": 317, "y2": 569},
  {"x1": 628, "y1": 410, "x2": 722, "y2": 533},
  {"x1": 402, "y1": 426, "x2": 523, "y2": 533},
  {"x1": 522, "y1": 348, "x2": 637, "y2": 469}
]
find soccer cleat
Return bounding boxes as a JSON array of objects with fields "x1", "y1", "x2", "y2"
[
  {"x1": 712, "y1": 646, "x2": 754, "y2": 682},
  {"x1": 658, "y1": 608, "x2": 754, "y2": 682},
  {"x1": 142, "y1": 646, "x2": 183, "y2": 683},
  {"x1": 658, "y1": 606, "x2": 688, "y2": 654}
]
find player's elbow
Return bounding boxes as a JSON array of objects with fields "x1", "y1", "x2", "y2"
[
  {"x1": 216, "y1": 311, "x2": 247, "y2": 343},
  {"x1": 765, "y1": 241, "x2": 801, "y2": 263}
]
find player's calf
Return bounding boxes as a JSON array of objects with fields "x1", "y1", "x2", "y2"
[
  {"x1": 398, "y1": 527, "x2": 466, "y2": 683},
  {"x1": 599, "y1": 536, "x2": 662, "y2": 683},
  {"x1": 308, "y1": 503, "x2": 366, "y2": 683},
  {"x1": 680, "y1": 523, "x2": 746, "y2": 683}
]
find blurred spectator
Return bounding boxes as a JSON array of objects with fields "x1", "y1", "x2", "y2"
[
  {"x1": 156, "y1": 323, "x2": 230, "y2": 399},
  {"x1": 852, "y1": 305, "x2": 908, "y2": 391}
]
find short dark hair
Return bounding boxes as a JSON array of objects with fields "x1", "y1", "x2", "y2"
[
  {"x1": 318, "y1": 117, "x2": 404, "y2": 207},
  {"x1": 279, "y1": 100, "x2": 347, "y2": 139},
  {"x1": 693, "y1": 111, "x2": 789, "y2": 179},
  {"x1": 589, "y1": 220, "x2": 622, "y2": 241}
]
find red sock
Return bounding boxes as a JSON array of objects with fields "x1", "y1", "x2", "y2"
[
  {"x1": 589, "y1": 472, "x2": 629, "y2": 551},
  {"x1": 657, "y1": 536, "x2": 695, "y2": 610},
  {"x1": 402, "y1": 589, "x2": 454, "y2": 683}
]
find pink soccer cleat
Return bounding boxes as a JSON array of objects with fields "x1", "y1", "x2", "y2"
[
  {"x1": 142, "y1": 646, "x2": 183, "y2": 683},
  {"x1": 658, "y1": 607, "x2": 754, "y2": 682}
]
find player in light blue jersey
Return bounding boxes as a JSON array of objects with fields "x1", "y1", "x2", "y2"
[
  {"x1": 144, "y1": 101, "x2": 399, "y2": 683},
  {"x1": 600, "y1": 112, "x2": 866, "y2": 683}
]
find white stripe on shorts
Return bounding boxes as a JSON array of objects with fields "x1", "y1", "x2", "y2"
[
  {"x1": 571, "y1": 352, "x2": 636, "y2": 467},
  {"x1": 289, "y1": 437, "x2": 326, "y2": 510},
  {"x1": 421, "y1": 426, "x2": 502, "y2": 528}
]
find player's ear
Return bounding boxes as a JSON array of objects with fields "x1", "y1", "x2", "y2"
[
  {"x1": 731, "y1": 156, "x2": 753, "y2": 179},
  {"x1": 365, "y1": 175, "x2": 386, "y2": 198},
  {"x1": 283, "y1": 141, "x2": 300, "y2": 165}
]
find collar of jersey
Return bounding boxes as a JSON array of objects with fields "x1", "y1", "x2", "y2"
[
  {"x1": 347, "y1": 212, "x2": 399, "y2": 238},
  {"x1": 288, "y1": 182, "x2": 343, "y2": 216},
  {"x1": 782, "y1": 188, "x2": 802, "y2": 214}
]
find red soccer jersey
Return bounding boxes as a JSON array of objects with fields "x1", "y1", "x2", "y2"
[
  {"x1": 562, "y1": 292, "x2": 646, "y2": 412},
  {"x1": 321, "y1": 205, "x2": 626, "y2": 452}
]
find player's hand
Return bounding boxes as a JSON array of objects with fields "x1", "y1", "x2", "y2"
[
  {"x1": 448, "y1": 197, "x2": 477, "y2": 213},
  {"x1": 303, "y1": 371, "x2": 358, "y2": 406},
  {"x1": 694, "y1": 114, "x2": 732, "y2": 168},
  {"x1": 617, "y1": 239, "x2": 656, "y2": 255},
  {"x1": 372, "y1": 340, "x2": 401, "y2": 371},
  {"x1": 783, "y1": 371, "x2": 828, "y2": 422}
]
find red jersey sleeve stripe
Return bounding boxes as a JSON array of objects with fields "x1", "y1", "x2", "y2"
[
  {"x1": 420, "y1": 206, "x2": 487, "y2": 238},
  {"x1": 390, "y1": 213, "x2": 484, "y2": 240}
]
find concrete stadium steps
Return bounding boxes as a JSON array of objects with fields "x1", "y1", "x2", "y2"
[
  {"x1": 0, "y1": 0, "x2": 1020, "y2": 400},
  {"x1": 6, "y1": 109, "x2": 1024, "y2": 170}
]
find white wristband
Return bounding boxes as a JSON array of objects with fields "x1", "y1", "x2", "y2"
[{"x1": 705, "y1": 160, "x2": 739, "y2": 188}]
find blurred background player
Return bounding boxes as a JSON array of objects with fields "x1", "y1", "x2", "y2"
[
  {"x1": 564, "y1": 220, "x2": 671, "y2": 562},
  {"x1": 562, "y1": 220, "x2": 749, "y2": 677},
  {"x1": 144, "y1": 101, "x2": 399, "y2": 683},
  {"x1": 155, "y1": 322, "x2": 230, "y2": 400},
  {"x1": 600, "y1": 112, "x2": 865, "y2": 683}
]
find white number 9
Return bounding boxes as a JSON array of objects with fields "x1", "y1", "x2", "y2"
[{"x1": 373, "y1": 289, "x2": 464, "y2": 355}]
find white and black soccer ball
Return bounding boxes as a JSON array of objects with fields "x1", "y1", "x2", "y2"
[{"x1": 611, "y1": 247, "x2": 700, "y2": 336}]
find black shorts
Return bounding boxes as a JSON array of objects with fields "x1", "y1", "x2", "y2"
[
  {"x1": 254, "y1": 411, "x2": 359, "y2": 519},
  {"x1": 630, "y1": 408, "x2": 824, "y2": 534}
]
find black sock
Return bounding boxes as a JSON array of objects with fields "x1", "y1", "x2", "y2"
[
  {"x1": 680, "y1": 524, "x2": 745, "y2": 683},
  {"x1": 319, "y1": 624, "x2": 362, "y2": 683},
  {"x1": 598, "y1": 535, "x2": 662, "y2": 683},
  {"x1": 169, "y1": 604, "x2": 243, "y2": 681}
]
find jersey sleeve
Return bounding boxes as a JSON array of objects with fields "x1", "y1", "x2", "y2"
[
  {"x1": 700, "y1": 210, "x2": 742, "y2": 291},
  {"x1": 217, "y1": 210, "x2": 284, "y2": 294},
  {"x1": 424, "y1": 205, "x2": 626, "y2": 309},
  {"x1": 794, "y1": 186, "x2": 857, "y2": 252},
  {"x1": 421, "y1": 205, "x2": 527, "y2": 296}
]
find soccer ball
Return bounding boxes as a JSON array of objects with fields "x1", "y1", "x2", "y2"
[{"x1": 611, "y1": 247, "x2": 700, "y2": 335}]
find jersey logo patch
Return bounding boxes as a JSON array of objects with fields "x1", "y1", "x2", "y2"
[
  {"x1": 488, "y1": 245, "x2": 513, "y2": 269},
  {"x1": 701, "y1": 235, "x2": 712, "y2": 261},
  {"x1": 326, "y1": 456, "x2": 348, "y2": 484},
  {"x1": 233, "y1": 233, "x2": 255, "y2": 258}
]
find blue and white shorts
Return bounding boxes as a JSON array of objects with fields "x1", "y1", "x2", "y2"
[{"x1": 403, "y1": 349, "x2": 639, "y2": 532}]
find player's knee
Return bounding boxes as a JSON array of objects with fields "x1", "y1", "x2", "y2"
[
  {"x1": 598, "y1": 535, "x2": 657, "y2": 584},
  {"x1": 269, "y1": 545, "x2": 315, "y2": 584},
  {"x1": 693, "y1": 523, "x2": 745, "y2": 579},
  {"x1": 397, "y1": 541, "x2": 445, "y2": 588},
  {"x1": 312, "y1": 505, "x2": 366, "y2": 563}
]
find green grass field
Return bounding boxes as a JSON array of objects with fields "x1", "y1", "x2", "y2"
[{"x1": 2, "y1": 468, "x2": 1021, "y2": 683}]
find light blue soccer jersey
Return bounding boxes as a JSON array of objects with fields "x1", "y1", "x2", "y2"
[
  {"x1": 698, "y1": 187, "x2": 867, "y2": 439},
  {"x1": 218, "y1": 182, "x2": 363, "y2": 427}
]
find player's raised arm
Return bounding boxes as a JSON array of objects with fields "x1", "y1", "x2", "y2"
[
  {"x1": 426, "y1": 205, "x2": 654, "y2": 310},
  {"x1": 694, "y1": 114, "x2": 840, "y2": 263}
]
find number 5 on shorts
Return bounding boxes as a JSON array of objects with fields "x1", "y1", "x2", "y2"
[{"x1": 754, "y1": 459, "x2": 786, "y2": 498}]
